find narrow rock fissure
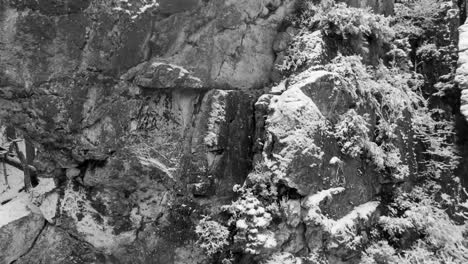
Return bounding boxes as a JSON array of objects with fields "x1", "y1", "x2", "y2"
[{"x1": 10, "y1": 221, "x2": 48, "y2": 264}]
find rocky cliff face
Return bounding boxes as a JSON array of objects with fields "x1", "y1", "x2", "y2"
[
  {"x1": 0, "y1": 0, "x2": 296, "y2": 263},
  {"x1": 1, "y1": 0, "x2": 467, "y2": 264}
]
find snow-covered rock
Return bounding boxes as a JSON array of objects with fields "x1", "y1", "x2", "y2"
[{"x1": 0, "y1": 194, "x2": 45, "y2": 264}]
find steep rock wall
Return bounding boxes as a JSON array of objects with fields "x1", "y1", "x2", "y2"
[
  {"x1": 0, "y1": 0, "x2": 295, "y2": 90},
  {"x1": 0, "y1": 0, "x2": 297, "y2": 263},
  {"x1": 1, "y1": 0, "x2": 460, "y2": 264}
]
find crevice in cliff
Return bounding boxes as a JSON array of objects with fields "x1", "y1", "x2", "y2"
[
  {"x1": 10, "y1": 220, "x2": 48, "y2": 264},
  {"x1": 277, "y1": 181, "x2": 305, "y2": 200},
  {"x1": 57, "y1": 226, "x2": 94, "y2": 247},
  {"x1": 459, "y1": 0, "x2": 467, "y2": 24}
]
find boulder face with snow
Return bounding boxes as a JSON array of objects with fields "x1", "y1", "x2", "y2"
[
  {"x1": 0, "y1": 211, "x2": 45, "y2": 264},
  {"x1": 250, "y1": 65, "x2": 416, "y2": 259},
  {"x1": 0, "y1": 177, "x2": 57, "y2": 264}
]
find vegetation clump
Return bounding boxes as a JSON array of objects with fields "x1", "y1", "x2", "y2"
[
  {"x1": 195, "y1": 216, "x2": 230, "y2": 256},
  {"x1": 223, "y1": 186, "x2": 278, "y2": 254},
  {"x1": 196, "y1": 0, "x2": 466, "y2": 263},
  {"x1": 294, "y1": 0, "x2": 393, "y2": 42}
]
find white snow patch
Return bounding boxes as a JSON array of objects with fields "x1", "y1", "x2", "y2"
[
  {"x1": 0, "y1": 193, "x2": 31, "y2": 228},
  {"x1": 302, "y1": 187, "x2": 345, "y2": 208},
  {"x1": 257, "y1": 232, "x2": 277, "y2": 248},
  {"x1": 0, "y1": 165, "x2": 25, "y2": 204},
  {"x1": 33, "y1": 178, "x2": 55, "y2": 194},
  {"x1": 0, "y1": 175, "x2": 56, "y2": 228},
  {"x1": 329, "y1": 156, "x2": 342, "y2": 165},
  {"x1": 290, "y1": 70, "x2": 332, "y2": 89},
  {"x1": 236, "y1": 219, "x2": 248, "y2": 229},
  {"x1": 330, "y1": 201, "x2": 380, "y2": 234}
]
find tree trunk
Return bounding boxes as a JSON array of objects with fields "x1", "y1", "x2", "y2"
[
  {"x1": 6, "y1": 127, "x2": 34, "y2": 191},
  {"x1": 12, "y1": 141, "x2": 31, "y2": 191},
  {"x1": 24, "y1": 137, "x2": 36, "y2": 186},
  {"x1": 2, "y1": 154, "x2": 8, "y2": 188}
]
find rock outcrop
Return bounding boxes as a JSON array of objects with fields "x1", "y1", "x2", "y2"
[
  {"x1": 0, "y1": 178, "x2": 56, "y2": 264},
  {"x1": 249, "y1": 63, "x2": 418, "y2": 260},
  {"x1": 0, "y1": 0, "x2": 295, "y2": 90}
]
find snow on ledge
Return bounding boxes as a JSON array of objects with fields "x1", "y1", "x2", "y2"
[
  {"x1": 302, "y1": 187, "x2": 345, "y2": 208},
  {"x1": 330, "y1": 201, "x2": 380, "y2": 234}
]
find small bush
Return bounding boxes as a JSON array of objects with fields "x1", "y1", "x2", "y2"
[
  {"x1": 277, "y1": 30, "x2": 324, "y2": 73},
  {"x1": 280, "y1": 1, "x2": 394, "y2": 74},
  {"x1": 295, "y1": 1, "x2": 394, "y2": 42},
  {"x1": 224, "y1": 190, "x2": 276, "y2": 254},
  {"x1": 361, "y1": 240, "x2": 398, "y2": 264},
  {"x1": 195, "y1": 217, "x2": 230, "y2": 256},
  {"x1": 334, "y1": 109, "x2": 370, "y2": 158},
  {"x1": 412, "y1": 108, "x2": 459, "y2": 179},
  {"x1": 379, "y1": 216, "x2": 413, "y2": 241}
]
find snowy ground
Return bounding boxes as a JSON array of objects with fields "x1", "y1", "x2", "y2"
[
  {"x1": 0, "y1": 164, "x2": 30, "y2": 228},
  {"x1": 0, "y1": 161, "x2": 56, "y2": 228},
  {"x1": 0, "y1": 164, "x2": 24, "y2": 204}
]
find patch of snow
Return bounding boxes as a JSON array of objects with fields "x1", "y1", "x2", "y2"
[
  {"x1": 461, "y1": 90, "x2": 468, "y2": 119},
  {"x1": 236, "y1": 219, "x2": 248, "y2": 229},
  {"x1": 257, "y1": 232, "x2": 277, "y2": 248},
  {"x1": 289, "y1": 70, "x2": 332, "y2": 89},
  {"x1": 302, "y1": 187, "x2": 345, "y2": 208},
  {"x1": 32, "y1": 178, "x2": 55, "y2": 194},
  {"x1": 254, "y1": 216, "x2": 270, "y2": 228},
  {"x1": 0, "y1": 165, "x2": 25, "y2": 204},
  {"x1": 329, "y1": 156, "x2": 342, "y2": 165},
  {"x1": 0, "y1": 193, "x2": 31, "y2": 228},
  {"x1": 0, "y1": 175, "x2": 58, "y2": 228},
  {"x1": 269, "y1": 80, "x2": 287, "y2": 94},
  {"x1": 330, "y1": 201, "x2": 380, "y2": 234},
  {"x1": 114, "y1": 0, "x2": 159, "y2": 20},
  {"x1": 139, "y1": 2, "x2": 158, "y2": 13}
]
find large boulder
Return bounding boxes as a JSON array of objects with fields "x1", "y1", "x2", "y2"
[
  {"x1": 253, "y1": 64, "x2": 418, "y2": 260},
  {"x1": 256, "y1": 70, "x2": 380, "y2": 218},
  {"x1": 14, "y1": 225, "x2": 103, "y2": 264},
  {"x1": 0, "y1": 195, "x2": 45, "y2": 264}
]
